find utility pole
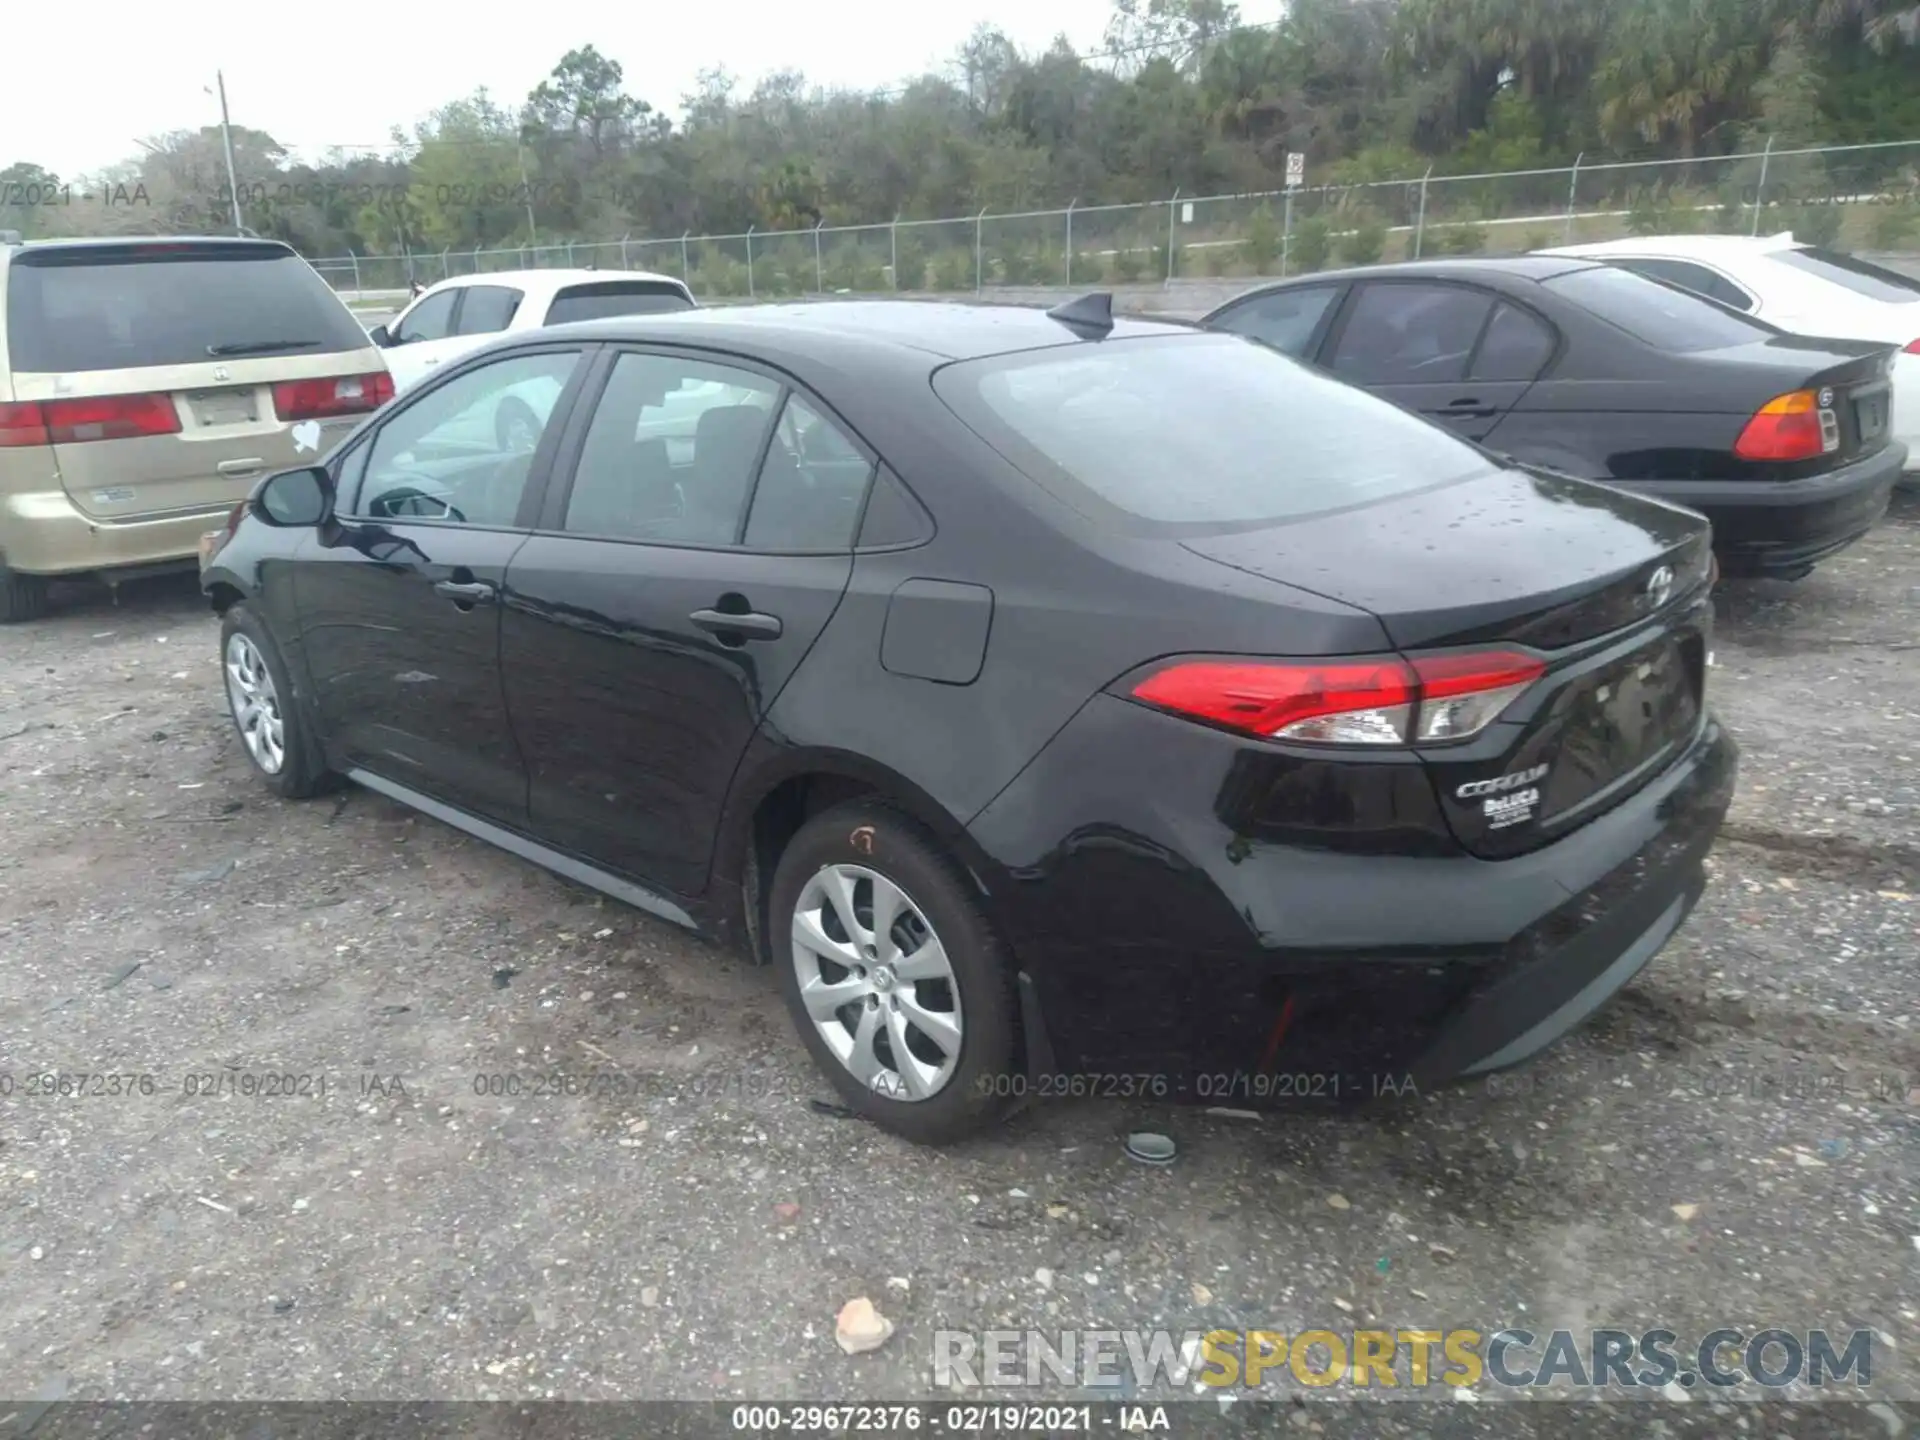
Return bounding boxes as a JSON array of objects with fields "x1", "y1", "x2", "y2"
[
  {"x1": 516, "y1": 146, "x2": 540, "y2": 245},
  {"x1": 214, "y1": 71, "x2": 243, "y2": 234}
]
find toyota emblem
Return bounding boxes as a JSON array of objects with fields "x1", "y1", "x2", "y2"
[
  {"x1": 213, "y1": 365, "x2": 230, "y2": 382},
  {"x1": 1645, "y1": 564, "x2": 1674, "y2": 609}
]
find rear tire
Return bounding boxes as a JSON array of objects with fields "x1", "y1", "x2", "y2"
[
  {"x1": 769, "y1": 801, "x2": 1019, "y2": 1145},
  {"x1": 220, "y1": 603, "x2": 334, "y2": 799},
  {"x1": 0, "y1": 567, "x2": 50, "y2": 623}
]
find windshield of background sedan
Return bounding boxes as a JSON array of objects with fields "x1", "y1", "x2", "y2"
[{"x1": 934, "y1": 332, "x2": 1494, "y2": 530}]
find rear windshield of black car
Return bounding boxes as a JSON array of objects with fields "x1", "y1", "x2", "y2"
[
  {"x1": 6, "y1": 243, "x2": 371, "y2": 373},
  {"x1": 1542, "y1": 264, "x2": 1775, "y2": 352},
  {"x1": 545, "y1": 281, "x2": 694, "y2": 325},
  {"x1": 1771, "y1": 246, "x2": 1920, "y2": 305},
  {"x1": 933, "y1": 333, "x2": 1493, "y2": 530}
]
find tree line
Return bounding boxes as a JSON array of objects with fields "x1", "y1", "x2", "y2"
[{"x1": 4, "y1": 0, "x2": 1918, "y2": 268}]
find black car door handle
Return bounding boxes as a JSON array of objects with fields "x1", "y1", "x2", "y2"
[
  {"x1": 690, "y1": 607, "x2": 783, "y2": 640},
  {"x1": 433, "y1": 579, "x2": 497, "y2": 605},
  {"x1": 1438, "y1": 398, "x2": 1498, "y2": 418}
]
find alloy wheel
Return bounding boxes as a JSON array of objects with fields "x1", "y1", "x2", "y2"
[
  {"x1": 224, "y1": 632, "x2": 286, "y2": 775},
  {"x1": 790, "y1": 864, "x2": 963, "y2": 1100}
]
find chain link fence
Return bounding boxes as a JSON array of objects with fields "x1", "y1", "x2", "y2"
[{"x1": 309, "y1": 138, "x2": 1920, "y2": 300}]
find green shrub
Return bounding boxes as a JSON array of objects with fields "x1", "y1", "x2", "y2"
[
  {"x1": 1340, "y1": 215, "x2": 1388, "y2": 266},
  {"x1": 892, "y1": 235, "x2": 928, "y2": 290},
  {"x1": 1067, "y1": 250, "x2": 1099, "y2": 285},
  {"x1": 1714, "y1": 194, "x2": 1748, "y2": 234},
  {"x1": 1289, "y1": 216, "x2": 1332, "y2": 272},
  {"x1": 929, "y1": 249, "x2": 972, "y2": 292},
  {"x1": 1520, "y1": 228, "x2": 1551, "y2": 253},
  {"x1": 1438, "y1": 221, "x2": 1487, "y2": 255},
  {"x1": 1108, "y1": 246, "x2": 1146, "y2": 283},
  {"x1": 1625, "y1": 190, "x2": 1665, "y2": 237},
  {"x1": 1242, "y1": 205, "x2": 1280, "y2": 274},
  {"x1": 1789, "y1": 202, "x2": 1845, "y2": 249},
  {"x1": 1869, "y1": 203, "x2": 1920, "y2": 249},
  {"x1": 1202, "y1": 243, "x2": 1234, "y2": 276}
]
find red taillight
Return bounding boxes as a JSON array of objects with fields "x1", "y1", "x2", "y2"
[
  {"x1": 1903, "y1": 338, "x2": 1920, "y2": 355},
  {"x1": 1733, "y1": 389, "x2": 1834, "y2": 462},
  {"x1": 38, "y1": 393, "x2": 182, "y2": 444},
  {"x1": 1128, "y1": 649, "x2": 1547, "y2": 746},
  {"x1": 0, "y1": 401, "x2": 50, "y2": 448},
  {"x1": 272, "y1": 371, "x2": 393, "y2": 421}
]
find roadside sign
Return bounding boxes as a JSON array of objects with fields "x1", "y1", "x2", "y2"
[
  {"x1": 1181, "y1": 202, "x2": 1194, "y2": 224},
  {"x1": 1285, "y1": 152, "x2": 1305, "y2": 189}
]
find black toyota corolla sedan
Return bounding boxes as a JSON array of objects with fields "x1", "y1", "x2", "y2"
[
  {"x1": 201, "y1": 296, "x2": 1736, "y2": 1144},
  {"x1": 1202, "y1": 257, "x2": 1907, "y2": 579}
]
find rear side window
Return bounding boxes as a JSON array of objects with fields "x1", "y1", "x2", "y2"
[
  {"x1": 1771, "y1": 247, "x2": 1920, "y2": 304},
  {"x1": 1542, "y1": 265, "x2": 1775, "y2": 352},
  {"x1": 934, "y1": 333, "x2": 1492, "y2": 531},
  {"x1": 545, "y1": 282, "x2": 695, "y2": 326},
  {"x1": 455, "y1": 285, "x2": 523, "y2": 335},
  {"x1": 1470, "y1": 303, "x2": 1556, "y2": 381},
  {"x1": 1208, "y1": 287, "x2": 1340, "y2": 357},
  {"x1": 5, "y1": 244, "x2": 371, "y2": 373},
  {"x1": 1328, "y1": 283, "x2": 1494, "y2": 384}
]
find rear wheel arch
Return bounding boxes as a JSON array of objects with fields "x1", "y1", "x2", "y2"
[
  {"x1": 717, "y1": 754, "x2": 1003, "y2": 967},
  {"x1": 206, "y1": 580, "x2": 245, "y2": 615}
]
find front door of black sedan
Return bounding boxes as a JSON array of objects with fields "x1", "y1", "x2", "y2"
[
  {"x1": 498, "y1": 348, "x2": 872, "y2": 898},
  {"x1": 293, "y1": 348, "x2": 587, "y2": 827},
  {"x1": 1319, "y1": 280, "x2": 1556, "y2": 441}
]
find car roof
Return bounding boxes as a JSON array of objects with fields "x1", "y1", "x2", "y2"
[
  {"x1": 1209, "y1": 256, "x2": 1601, "y2": 311},
  {"x1": 1537, "y1": 232, "x2": 1804, "y2": 259},
  {"x1": 4, "y1": 235, "x2": 295, "y2": 255},
  {"x1": 538, "y1": 298, "x2": 1196, "y2": 362},
  {"x1": 430, "y1": 267, "x2": 688, "y2": 295}
]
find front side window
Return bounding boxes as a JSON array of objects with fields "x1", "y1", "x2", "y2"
[
  {"x1": 393, "y1": 290, "x2": 457, "y2": 344},
  {"x1": 354, "y1": 350, "x2": 582, "y2": 526}
]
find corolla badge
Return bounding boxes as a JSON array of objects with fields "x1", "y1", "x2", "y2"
[
  {"x1": 1456, "y1": 764, "x2": 1549, "y2": 799},
  {"x1": 1644, "y1": 564, "x2": 1674, "y2": 610}
]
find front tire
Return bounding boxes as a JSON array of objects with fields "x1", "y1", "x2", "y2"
[
  {"x1": 220, "y1": 604, "x2": 333, "y2": 799},
  {"x1": 769, "y1": 801, "x2": 1019, "y2": 1144}
]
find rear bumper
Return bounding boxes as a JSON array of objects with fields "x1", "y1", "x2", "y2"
[
  {"x1": 0, "y1": 487, "x2": 234, "y2": 577},
  {"x1": 1619, "y1": 442, "x2": 1904, "y2": 577},
  {"x1": 967, "y1": 695, "x2": 1737, "y2": 1099}
]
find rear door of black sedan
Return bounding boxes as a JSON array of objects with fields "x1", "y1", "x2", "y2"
[
  {"x1": 497, "y1": 345, "x2": 877, "y2": 898},
  {"x1": 1315, "y1": 279, "x2": 1558, "y2": 441}
]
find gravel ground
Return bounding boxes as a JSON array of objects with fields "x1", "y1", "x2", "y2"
[{"x1": 0, "y1": 495, "x2": 1916, "y2": 1434}]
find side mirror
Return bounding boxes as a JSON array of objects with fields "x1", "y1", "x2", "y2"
[
  {"x1": 368, "y1": 323, "x2": 393, "y2": 347},
  {"x1": 250, "y1": 466, "x2": 334, "y2": 528}
]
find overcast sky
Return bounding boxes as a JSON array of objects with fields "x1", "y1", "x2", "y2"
[{"x1": 9, "y1": 0, "x2": 1117, "y2": 179}]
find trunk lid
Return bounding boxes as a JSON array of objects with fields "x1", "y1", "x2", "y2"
[
  {"x1": 4, "y1": 239, "x2": 387, "y2": 520},
  {"x1": 1183, "y1": 464, "x2": 1713, "y2": 857}
]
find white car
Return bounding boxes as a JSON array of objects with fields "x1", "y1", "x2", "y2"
[
  {"x1": 1536, "y1": 233, "x2": 1920, "y2": 480},
  {"x1": 371, "y1": 267, "x2": 696, "y2": 414}
]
